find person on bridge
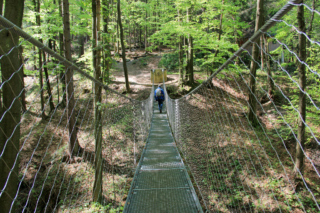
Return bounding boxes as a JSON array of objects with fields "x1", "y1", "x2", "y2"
[{"x1": 155, "y1": 84, "x2": 165, "y2": 113}]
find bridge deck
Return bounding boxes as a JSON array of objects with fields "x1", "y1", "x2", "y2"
[{"x1": 124, "y1": 102, "x2": 203, "y2": 213}]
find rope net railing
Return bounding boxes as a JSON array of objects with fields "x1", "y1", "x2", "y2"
[
  {"x1": 164, "y1": 1, "x2": 320, "y2": 212},
  {"x1": 0, "y1": 15, "x2": 154, "y2": 212}
]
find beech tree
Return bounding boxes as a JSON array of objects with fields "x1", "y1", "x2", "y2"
[
  {"x1": 294, "y1": 0, "x2": 306, "y2": 176},
  {"x1": 92, "y1": 0, "x2": 103, "y2": 203},
  {"x1": 118, "y1": 0, "x2": 130, "y2": 93},
  {"x1": 63, "y1": 0, "x2": 80, "y2": 157},
  {"x1": 0, "y1": 1, "x2": 25, "y2": 212},
  {"x1": 247, "y1": 0, "x2": 264, "y2": 127}
]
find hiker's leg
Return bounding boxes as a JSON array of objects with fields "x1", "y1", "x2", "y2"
[{"x1": 159, "y1": 100, "x2": 163, "y2": 110}]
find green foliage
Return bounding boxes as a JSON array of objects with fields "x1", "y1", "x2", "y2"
[{"x1": 158, "y1": 53, "x2": 179, "y2": 70}]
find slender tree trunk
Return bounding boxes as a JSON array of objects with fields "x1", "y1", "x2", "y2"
[
  {"x1": 43, "y1": 51, "x2": 55, "y2": 112},
  {"x1": 178, "y1": 9, "x2": 183, "y2": 85},
  {"x1": 92, "y1": 0, "x2": 103, "y2": 203},
  {"x1": 139, "y1": 27, "x2": 142, "y2": 49},
  {"x1": 19, "y1": 46, "x2": 27, "y2": 112},
  {"x1": 78, "y1": 7, "x2": 85, "y2": 58},
  {"x1": 0, "y1": 0, "x2": 2, "y2": 130},
  {"x1": 260, "y1": 36, "x2": 264, "y2": 70},
  {"x1": 294, "y1": 1, "x2": 306, "y2": 175},
  {"x1": 0, "y1": 1, "x2": 24, "y2": 212},
  {"x1": 103, "y1": 0, "x2": 111, "y2": 83},
  {"x1": 0, "y1": 0, "x2": 3, "y2": 16},
  {"x1": 0, "y1": 78, "x2": 1, "y2": 117},
  {"x1": 34, "y1": 0, "x2": 46, "y2": 119},
  {"x1": 117, "y1": 18, "x2": 120, "y2": 54},
  {"x1": 306, "y1": 0, "x2": 315, "y2": 59},
  {"x1": 118, "y1": 0, "x2": 130, "y2": 92},
  {"x1": 264, "y1": 35, "x2": 274, "y2": 98},
  {"x1": 59, "y1": 0, "x2": 66, "y2": 107},
  {"x1": 145, "y1": 0, "x2": 148, "y2": 53},
  {"x1": 63, "y1": 0, "x2": 80, "y2": 157},
  {"x1": 232, "y1": 16, "x2": 239, "y2": 65},
  {"x1": 128, "y1": 19, "x2": 131, "y2": 51},
  {"x1": 185, "y1": 36, "x2": 189, "y2": 81},
  {"x1": 187, "y1": 7, "x2": 194, "y2": 84},
  {"x1": 248, "y1": 0, "x2": 264, "y2": 127}
]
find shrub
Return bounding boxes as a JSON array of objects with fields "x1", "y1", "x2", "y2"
[{"x1": 158, "y1": 53, "x2": 179, "y2": 71}]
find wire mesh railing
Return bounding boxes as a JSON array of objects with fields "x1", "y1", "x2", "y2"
[
  {"x1": 0, "y1": 15, "x2": 154, "y2": 212},
  {"x1": 164, "y1": 1, "x2": 320, "y2": 212}
]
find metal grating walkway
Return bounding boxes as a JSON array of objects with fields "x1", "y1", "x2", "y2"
[{"x1": 124, "y1": 102, "x2": 203, "y2": 213}]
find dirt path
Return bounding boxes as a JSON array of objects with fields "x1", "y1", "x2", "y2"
[{"x1": 112, "y1": 50, "x2": 179, "y2": 86}]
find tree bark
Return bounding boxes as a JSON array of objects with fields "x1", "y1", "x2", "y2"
[
  {"x1": 103, "y1": 0, "x2": 111, "y2": 83},
  {"x1": 63, "y1": 0, "x2": 80, "y2": 157},
  {"x1": 59, "y1": 0, "x2": 66, "y2": 107},
  {"x1": 185, "y1": 36, "x2": 189, "y2": 81},
  {"x1": 213, "y1": 0, "x2": 224, "y2": 73},
  {"x1": 19, "y1": 46, "x2": 27, "y2": 112},
  {"x1": 260, "y1": 36, "x2": 264, "y2": 70},
  {"x1": 117, "y1": 0, "x2": 130, "y2": 93},
  {"x1": 34, "y1": 0, "x2": 46, "y2": 119},
  {"x1": 0, "y1": 0, "x2": 3, "y2": 15},
  {"x1": 128, "y1": 19, "x2": 131, "y2": 51},
  {"x1": 186, "y1": 7, "x2": 194, "y2": 84},
  {"x1": 78, "y1": 7, "x2": 85, "y2": 58},
  {"x1": 92, "y1": 0, "x2": 103, "y2": 203},
  {"x1": 43, "y1": 51, "x2": 55, "y2": 112},
  {"x1": 145, "y1": 0, "x2": 148, "y2": 53},
  {"x1": 306, "y1": 0, "x2": 315, "y2": 59},
  {"x1": 178, "y1": 9, "x2": 183, "y2": 85},
  {"x1": 116, "y1": 17, "x2": 120, "y2": 54},
  {"x1": 294, "y1": 1, "x2": 306, "y2": 176},
  {"x1": 0, "y1": 1, "x2": 24, "y2": 212},
  {"x1": 264, "y1": 35, "x2": 274, "y2": 98},
  {"x1": 248, "y1": 0, "x2": 264, "y2": 127}
]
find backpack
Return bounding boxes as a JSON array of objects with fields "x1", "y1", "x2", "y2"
[{"x1": 156, "y1": 88, "x2": 162, "y2": 97}]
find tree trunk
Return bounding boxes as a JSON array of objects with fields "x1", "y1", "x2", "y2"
[
  {"x1": 103, "y1": 0, "x2": 111, "y2": 83},
  {"x1": 177, "y1": 9, "x2": 183, "y2": 85},
  {"x1": 63, "y1": 0, "x2": 80, "y2": 157},
  {"x1": 264, "y1": 35, "x2": 274, "y2": 98},
  {"x1": 34, "y1": 0, "x2": 46, "y2": 119},
  {"x1": 294, "y1": 1, "x2": 306, "y2": 176},
  {"x1": 139, "y1": 27, "x2": 142, "y2": 49},
  {"x1": 117, "y1": 18, "x2": 120, "y2": 54},
  {"x1": 19, "y1": 46, "x2": 27, "y2": 112},
  {"x1": 185, "y1": 36, "x2": 189, "y2": 81},
  {"x1": 260, "y1": 36, "x2": 264, "y2": 70},
  {"x1": 128, "y1": 19, "x2": 131, "y2": 51},
  {"x1": 0, "y1": 0, "x2": 3, "y2": 15},
  {"x1": 306, "y1": 0, "x2": 315, "y2": 59},
  {"x1": 92, "y1": 0, "x2": 103, "y2": 203},
  {"x1": 117, "y1": 0, "x2": 130, "y2": 93},
  {"x1": 0, "y1": 1, "x2": 24, "y2": 212},
  {"x1": 145, "y1": 0, "x2": 148, "y2": 53},
  {"x1": 248, "y1": 0, "x2": 264, "y2": 127},
  {"x1": 43, "y1": 51, "x2": 55, "y2": 112},
  {"x1": 59, "y1": 0, "x2": 66, "y2": 107},
  {"x1": 78, "y1": 7, "x2": 85, "y2": 58},
  {"x1": 186, "y1": 7, "x2": 194, "y2": 84}
]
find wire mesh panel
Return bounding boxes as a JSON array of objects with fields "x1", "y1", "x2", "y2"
[{"x1": 164, "y1": 1, "x2": 320, "y2": 212}]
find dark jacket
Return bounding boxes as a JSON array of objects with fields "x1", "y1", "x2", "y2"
[{"x1": 154, "y1": 87, "x2": 165, "y2": 101}]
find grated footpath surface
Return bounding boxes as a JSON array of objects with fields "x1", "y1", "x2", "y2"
[{"x1": 124, "y1": 102, "x2": 203, "y2": 213}]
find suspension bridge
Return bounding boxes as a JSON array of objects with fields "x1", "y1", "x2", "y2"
[{"x1": 0, "y1": 0, "x2": 320, "y2": 212}]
